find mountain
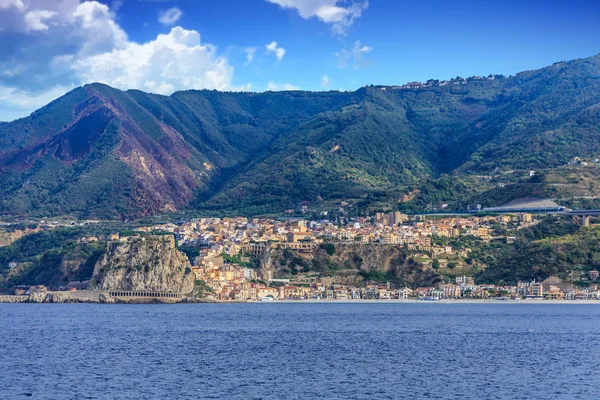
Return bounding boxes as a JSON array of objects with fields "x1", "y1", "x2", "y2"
[{"x1": 1, "y1": 54, "x2": 600, "y2": 218}]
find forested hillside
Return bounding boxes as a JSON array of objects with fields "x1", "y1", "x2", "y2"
[{"x1": 0, "y1": 54, "x2": 599, "y2": 218}]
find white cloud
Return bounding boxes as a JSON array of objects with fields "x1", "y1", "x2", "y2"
[
  {"x1": 321, "y1": 75, "x2": 330, "y2": 88},
  {"x1": 24, "y1": 9, "x2": 58, "y2": 31},
  {"x1": 0, "y1": 0, "x2": 25, "y2": 11},
  {"x1": 265, "y1": 40, "x2": 286, "y2": 61},
  {"x1": 72, "y1": 27, "x2": 234, "y2": 93},
  {"x1": 245, "y1": 47, "x2": 256, "y2": 65},
  {"x1": 72, "y1": 1, "x2": 129, "y2": 55},
  {"x1": 0, "y1": 84, "x2": 74, "y2": 121},
  {"x1": 266, "y1": 0, "x2": 368, "y2": 35},
  {"x1": 158, "y1": 7, "x2": 182, "y2": 26},
  {"x1": 335, "y1": 40, "x2": 373, "y2": 68},
  {"x1": 266, "y1": 81, "x2": 299, "y2": 91},
  {"x1": 0, "y1": 1, "x2": 239, "y2": 121}
]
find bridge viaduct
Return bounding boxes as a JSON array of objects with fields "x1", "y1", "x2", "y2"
[
  {"x1": 410, "y1": 208, "x2": 600, "y2": 228},
  {"x1": 108, "y1": 291, "x2": 183, "y2": 299},
  {"x1": 565, "y1": 210, "x2": 600, "y2": 227}
]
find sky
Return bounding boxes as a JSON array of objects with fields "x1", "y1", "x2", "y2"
[{"x1": 0, "y1": 0, "x2": 599, "y2": 121}]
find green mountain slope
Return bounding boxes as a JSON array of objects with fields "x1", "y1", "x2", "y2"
[{"x1": 0, "y1": 54, "x2": 599, "y2": 218}]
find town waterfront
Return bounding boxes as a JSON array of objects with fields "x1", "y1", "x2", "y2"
[{"x1": 1, "y1": 303, "x2": 598, "y2": 399}]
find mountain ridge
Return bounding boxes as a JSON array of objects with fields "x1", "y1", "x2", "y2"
[{"x1": 1, "y1": 54, "x2": 599, "y2": 218}]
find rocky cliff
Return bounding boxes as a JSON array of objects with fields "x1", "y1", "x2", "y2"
[
  {"x1": 263, "y1": 243, "x2": 442, "y2": 287},
  {"x1": 89, "y1": 236, "x2": 194, "y2": 294}
]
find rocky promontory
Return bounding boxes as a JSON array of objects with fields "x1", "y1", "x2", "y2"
[
  {"x1": 263, "y1": 243, "x2": 442, "y2": 287},
  {"x1": 89, "y1": 235, "x2": 194, "y2": 294}
]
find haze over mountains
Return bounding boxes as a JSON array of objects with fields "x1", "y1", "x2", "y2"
[{"x1": 0, "y1": 54, "x2": 599, "y2": 219}]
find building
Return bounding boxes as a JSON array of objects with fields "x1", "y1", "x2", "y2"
[
  {"x1": 496, "y1": 215, "x2": 511, "y2": 224},
  {"x1": 545, "y1": 285, "x2": 564, "y2": 300},
  {"x1": 443, "y1": 284, "x2": 462, "y2": 298},
  {"x1": 519, "y1": 213, "x2": 533, "y2": 223},
  {"x1": 475, "y1": 227, "x2": 490, "y2": 240},
  {"x1": 287, "y1": 232, "x2": 313, "y2": 243},
  {"x1": 375, "y1": 211, "x2": 407, "y2": 226},
  {"x1": 241, "y1": 242, "x2": 269, "y2": 258},
  {"x1": 529, "y1": 282, "x2": 544, "y2": 298},
  {"x1": 456, "y1": 276, "x2": 475, "y2": 285}
]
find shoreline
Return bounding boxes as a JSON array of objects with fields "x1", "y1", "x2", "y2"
[
  {"x1": 2, "y1": 293, "x2": 600, "y2": 305},
  {"x1": 254, "y1": 299, "x2": 600, "y2": 305}
]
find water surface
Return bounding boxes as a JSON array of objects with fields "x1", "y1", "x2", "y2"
[{"x1": 0, "y1": 303, "x2": 598, "y2": 399}]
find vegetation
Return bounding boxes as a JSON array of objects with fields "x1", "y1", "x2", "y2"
[
  {"x1": 0, "y1": 223, "x2": 146, "y2": 291},
  {"x1": 193, "y1": 279, "x2": 213, "y2": 297},
  {"x1": 178, "y1": 245, "x2": 200, "y2": 261},
  {"x1": 477, "y1": 226, "x2": 600, "y2": 285},
  {"x1": 1, "y1": 56, "x2": 600, "y2": 217},
  {"x1": 320, "y1": 243, "x2": 336, "y2": 256}
]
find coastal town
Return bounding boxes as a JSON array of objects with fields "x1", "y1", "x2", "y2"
[{"x1": 3, "y1": 210, "x2": 600, "y2": 303}]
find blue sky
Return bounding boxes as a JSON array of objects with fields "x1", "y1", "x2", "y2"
[{"x1": 0, "y1": 0, "x2": 599, "y2": 121}]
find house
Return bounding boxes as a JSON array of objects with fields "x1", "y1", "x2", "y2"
[
  {"x1": 519, "y1": 213, "x2": 533, "y2": 223},
  {"x1": 475, "y1": 227, "x2": 490, "y2": 240},
  {"x1": 398, "y1": 287, "x2": 413, "y2": 299},
  {"x1": 442, "y1": 284, "x2": 462, "y2": 298},
  {"x1": 496, "y1": 215, "x2": 511, "y2": 224},
  {"x1": 545, "y1": 285, "x2": 564, "y2": 300},
  {"x1": 456, "y1": 276, "x2": 474, "y2": 285},
  {"x1": 415, "y1": 287, "x2": 434, "y2": 298}
]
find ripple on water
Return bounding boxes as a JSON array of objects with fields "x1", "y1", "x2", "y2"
[{"x1": 0, "y1": 303, "x2": 599, "y2": 399}]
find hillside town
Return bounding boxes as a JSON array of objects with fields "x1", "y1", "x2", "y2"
[
  {"x1": 48, "y1": 211, "x2": 600, "y2": 301},
  {"x1": 3, "y1": 210, "x2": 600, "y2": 302}
]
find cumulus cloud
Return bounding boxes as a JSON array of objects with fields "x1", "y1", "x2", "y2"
[
  {"x1": 321, "y1": 75, "x2": 330, "y2": 88},
  {"x1": 265, "y1": 41, "x2": 286, "y2": 61},
  {"x1": 266, "y1": 0, "x2": 368, "y2": 35},
  {"x1": 24, "y1": 9, "x2": 58, "y2": 31},
  {"x1": 158, "y1": 7, "x2": 182, "y2": 26},
  {"x1": 72, "y1": 27, "x2": 234, "y2": 94},
  {"x1": 335, "y1": 40, "x2": 373, "y2": 68},
  {"x1": 0, "y1": 1, "x2": 238, "y2": 121},
  {"x1": 0, "y1": 0, "x2": 25, "y2": 11},
  {"x1": 266, "y1": 81, "x2": 299, "y2": 91}
]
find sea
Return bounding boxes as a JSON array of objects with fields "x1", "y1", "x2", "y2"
[{"x1": 0, "y1": 303, "x2": 599, "y2": 399}]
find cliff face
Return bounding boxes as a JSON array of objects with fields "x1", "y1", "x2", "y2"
[
  {"x1": 89, "y1": 236, "x2": 194, "y2": 294},
  {"x1": 264, "y1": 243, "x2": 442, "y2": 287}
]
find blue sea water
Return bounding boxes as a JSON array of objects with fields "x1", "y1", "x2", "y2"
[{"x1": 0, "y1": 303, "x2": 599, "y2": 399}]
